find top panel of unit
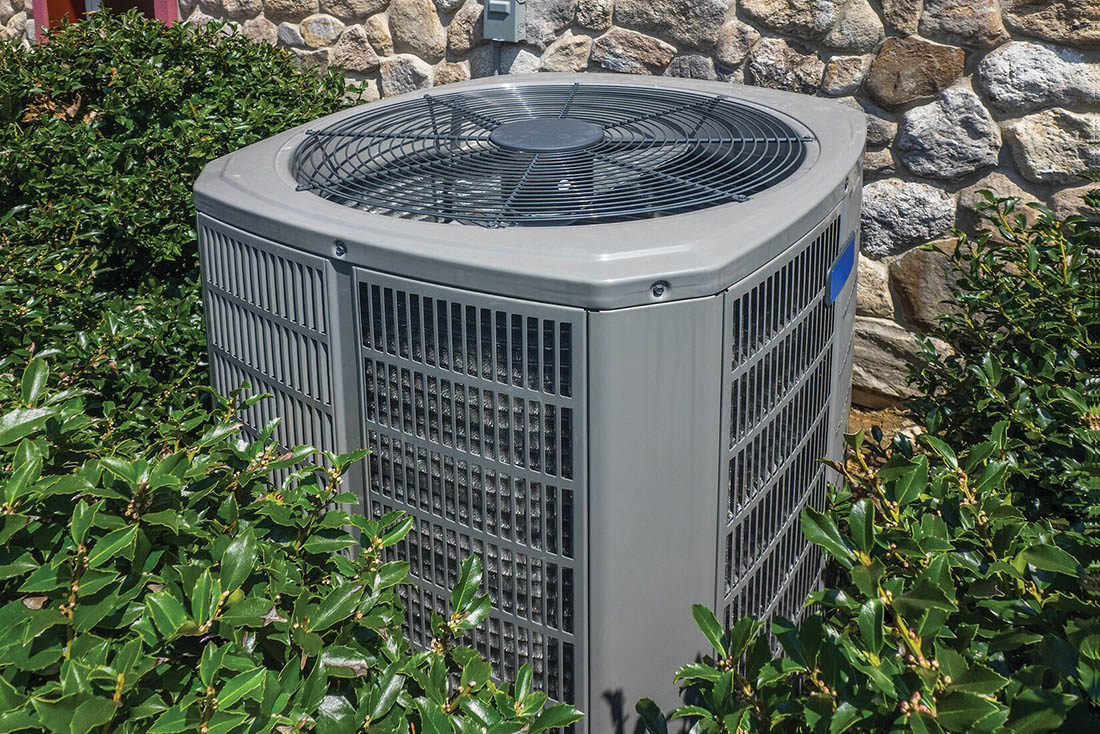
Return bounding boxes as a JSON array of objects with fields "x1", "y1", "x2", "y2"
[
  {"x1": 194, "y1": 74, "x2": 865, "y2": 309},
  {"x1": 292, "y1": 83, "x2": 809, "y2": 227}
]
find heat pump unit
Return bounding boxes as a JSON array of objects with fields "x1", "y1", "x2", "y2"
[{"x1": 195, "y1": 74, "x2": 864, "y2": 732}]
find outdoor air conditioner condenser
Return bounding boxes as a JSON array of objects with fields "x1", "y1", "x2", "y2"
[{"x1": 194, "y1": 74, "x2": 866, "y2": 733}]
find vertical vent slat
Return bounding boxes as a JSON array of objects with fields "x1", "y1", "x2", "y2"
[
  {"x1": 359, "y1": 272, "x2": 583, "y2": 712},
  {"x1": 201, "y1": 225, "x2": 335, "y2": 489},
  {"x1": 722, "y1": 214, "x2": 842, "y2": 637}
]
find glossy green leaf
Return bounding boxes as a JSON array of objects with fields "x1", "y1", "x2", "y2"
[
  {"x1": 451, "y1": 554, "x2": 483, "y2": 612},
  {"x1": 529, "y1": 704, "x2": 584, "y2": 734},
  {"x1": 85, "y1": 525, "x2": 138, "y2": 569},
  {"x1": 857, "y1": 599, "x2": 884, "y2": 656},
  {"x1": 219, "y1": 527, "x2": 257, "y2": 592},
  {"x1": 20, "y1": 360, "x2": 48, "y2": 407},
  {"x1": 635, "y1": 699, "x2": 667, "y2": 734},
  {"x1": 217, "y1": 669, "x2": 265, "y2": 709},
  {"x1": 801, "y1": 506, "x2": 854, "y2": 569},
  {"x1": 310, "y1": 584, "x2": 364, "y2": 632},
  {"x1": 691, "y1": 605, "x2": 725, "y2": 654}
]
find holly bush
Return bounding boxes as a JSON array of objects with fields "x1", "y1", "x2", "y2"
[
  {"x1": 639, "y1": 427, "x2": 1098, "y2": 733},
  {"x1": 908, "y1": 190, "x2": 1100, "y2": 581},
  {"x1": 0, "y1": 359, "x2": 582, "y2": 733},
  {"x1": 0, "y1": 9, "x2": 356, "y2": 445}
]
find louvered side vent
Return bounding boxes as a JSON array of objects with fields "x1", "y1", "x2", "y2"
[
  {"x1": 199, "y1": 224, "x2": 337, "y2": 484},
  {"x1": 357, "y1": 271, "x2": 587, "y2": 711},
  {"x1": 719, "y1": 214, "x2": 843, "y2": 631}
]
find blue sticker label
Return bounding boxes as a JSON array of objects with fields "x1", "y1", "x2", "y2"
[{"x1": 829, "y1": 235, "x2": 856, "y2": 304}]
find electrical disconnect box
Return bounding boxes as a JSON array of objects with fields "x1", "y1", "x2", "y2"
[{"x1": 483, "y1": 0, "x2": 525, "y2": 42}]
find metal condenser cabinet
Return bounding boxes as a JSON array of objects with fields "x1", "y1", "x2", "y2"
[{"x1": 194, "y1": 73, "x2": 865, "y2": 733}]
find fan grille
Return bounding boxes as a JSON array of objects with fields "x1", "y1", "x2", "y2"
[{"x1": 293, "y1": 83, "x2": 810, "y2": 227}]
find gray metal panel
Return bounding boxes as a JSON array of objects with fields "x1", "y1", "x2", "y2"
[
  {"x1": 198, "y1": 216, "x2": 348, "y2": 487},
  {"x1": 586, "y1": 296, "x2": 726, "y2": 733},
  {"x1": 194, "y1": 73, "x2": 866, "y2": 310},
  {"x1": 831, "y1": 167, "x2": 863, "y2": 465},
  {"x1": 354, "y1": 268, "x2": 588, "y2": 719},
  {"x1": 716, "y1": 200, "x2": 848, "y2": 633}
]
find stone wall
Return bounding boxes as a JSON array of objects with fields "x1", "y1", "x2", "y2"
[{"x1": 13, "y1": 0, "x2": 1100, "y2": 406}]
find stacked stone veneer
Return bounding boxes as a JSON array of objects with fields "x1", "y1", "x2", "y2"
[{"x1": 13, "y1": 0, "x2": 1099, "y2": 406}]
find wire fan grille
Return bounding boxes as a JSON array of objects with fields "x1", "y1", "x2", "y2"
[
  {"x1": 293, "y1": 83, "x2": 810, "y2": 227},
  {"x1": 719, "y1": 214, "x2": 843, "y2": 632},
  {"x1": 357, "y1": 271, "x2": 585, "y2": 709}
]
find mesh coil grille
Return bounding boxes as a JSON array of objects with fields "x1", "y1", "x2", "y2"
[
  {"x1": 294, "y1": 83, "x2": 809, "y2": 227},
  {"x1": 200, "y1": 225, "x2": 336, "y2": 484},
  {"x1": 358, "y1": 272, "x2": 585, "y2": 709},
  {"x1": 720, "y1": 215, "x2": 842, "y2": 629}
]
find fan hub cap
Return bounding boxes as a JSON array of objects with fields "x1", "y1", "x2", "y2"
[{"x1": 489, "y1": 118, "x2": 606, "y2": 153}]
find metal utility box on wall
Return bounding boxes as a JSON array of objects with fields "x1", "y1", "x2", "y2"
[
  {"x1": 194, "y1": 74, "x2": 865, "y2": 733},
  {"x1": 483, "y1": 0, "x2": 525, "y2": 42}
]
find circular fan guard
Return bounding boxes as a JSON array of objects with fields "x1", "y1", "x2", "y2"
[{"x1": 293, "y1": 83, "x2": 811, "y2": 227}]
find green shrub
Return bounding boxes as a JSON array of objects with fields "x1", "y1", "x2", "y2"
[
  {"x1": 0, "y1": 359, "x2": 582, "y2": 733},
  {"x1": 640, "y1": 428, "x2": 1098, "y2": 733},
  {"x1": 0, "y1": 10, "x2": 356, "y2": 444},
  {"x1": 909, "y1": 192, "x2": 1099, "y2": 544}
]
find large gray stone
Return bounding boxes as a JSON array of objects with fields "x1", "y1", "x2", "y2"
[
  {"x1": 740, "y1": 0, "x2": 843, "y2": 41},
  {"x1": 590, "y1": 27, "x2": 676, "y2": 74},
  {"x1": 389, "y1": 0, "x2": 446, "y2": 61},
  {"x1": 447, "y1": 0, "x2": 483, "y2": 56},
  {"x1": 896, "y1": 87, "x2": 1001, "y2": 180},
  {"x1": 320, "y1": 0, "x2": 387, "y2": 22},
  {"x1": 919, "y1": 0, "x2": 1006, "y2": 48},
  {"x1": 1005, "y1": 109, "x2": 1100, "y2": 184},
  {"x1": 821, "y1": 55, "x2": 871, "y2": 96},
  {"x1": 433, "y1": 60, "x2": 471, "y2": 86},
  {"x1": 576, "y1": 0, "x2": 613, "y2": 30},
  {"x1": 746, "y1": 37, "x2": 824, "y2": 94},
  {"x1": 525, "y1": 0, "x2": 576, "y2": 50},
  {"x1": 1002, "y1": 0, "x2": 1100, "y2": 48},
  {"x1": 822, "y1": 0, "x2": 884, "y2": 52},
  {"x1": 264, "y1": 0, "x2": 319, "y2": 24},
  {"x1": 880, "y1": 0, "x2": 920, "y2": 34},
  {"x1": 856, "y1": 258, "x2": 895, "y2": 320},
  {"x1": 540, "y1": 32, "x2": 593, "y2": 72},
  {"x1": 300, "y1": 13, "x2": 345, "y2": 47},
  {"x1": 865, "y1": 36, "x2": 966, "y2": 108},
  {"x1": 978, "y1": 41, "x2": 1100, "y2": 113},
  {"x1": 363, "y1": 12, "x2": 392, "y2": 54},
  {"x1": 435, "y1": 0, "x2": 465, "y2": 12},
  {"x1": 714, "y1": 19, "x2": 760, "y2": 69},
  {"x1": 851, "y1": 317, "x2": 921, "y2": 405},
  {"x1": 614, "y1": 0, "x2": 728, "y2": 50},
  {"x1": 277, "y1": 21, "x2": 306, "y2": 47},
  {"x1": 470, "y1": 44, "x2": 541, "y2": 76},
  {"x1": 380, "y1": 54, "x2": 434, "y2": 95},
  {"x1": 863, "y1": 148, "x2": 896, "y2": 179},
  {"x1": 203, "y1": 0, "x2": 263, "y2": 20},
  {"x1": 861, "y1": 179, "x2": 956, "y2": 258},
  {"x1": 0, "y1": 0, "x2": 14, "y2": 26},
  {"x1": 293, "y1": 46, "x2": 333, "y2": 71},
  {"x1": 241, "y1": 15, "x2": 278, "y2": 43},
  {"x1": 889, "y1": 242, "x2": 960, "y2": 331},
  {"x1": 664, "y1": 54, "x2": 719, "y2": 80},
  {"x1": 0, "y1": 8, "x2": 24, "y2": 40},
  {"x1": 331, "y1": 24, "x2": 381, "y2": 73}
]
